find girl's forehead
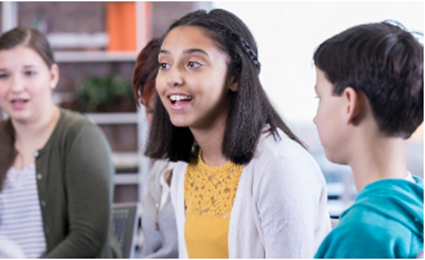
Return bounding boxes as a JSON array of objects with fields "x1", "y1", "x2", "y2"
[
  {"x1": 0, "y1": 45, "x2": 49, "y2": 70},
  {"x1": 167, "y1": 25, "x2": 209, "y2": 36},
  {"x1": 0, "y1": 45, "x2": 39, "y2": 62},
  {"x1": 162, "y1": 26, "x2": 217, "y2": 50}
]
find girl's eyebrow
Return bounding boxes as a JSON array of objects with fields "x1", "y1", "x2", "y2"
[
  {"x1": 159, "y1": 48, "x2": 209, "y2": 57},
  {"x1": 0, "y1": 65, "x2": 36, "y2": 71},
  {"x1": 159, "y1": 49, "x2": 170, "y2": 55},
  {"x1": 184, "y1": 48, "x2": 209, "y2": 57}
]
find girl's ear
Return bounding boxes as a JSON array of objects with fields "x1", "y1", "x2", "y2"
[
  {"x1": 343, "y1": 87, "x2": 362, "y2": 125},
  {"x1": 228, "y1": 75, "x2": 239, "y2": 92},
  {"x1": 49, "y1": 63, "x2": 60, "y2": 89}
]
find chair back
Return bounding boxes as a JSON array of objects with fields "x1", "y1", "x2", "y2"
[{"x1": 113, "y1": 203, "x2": 139, "y2": 258}]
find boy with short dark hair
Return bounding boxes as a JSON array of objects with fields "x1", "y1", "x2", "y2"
[{"x1": 312, "y1": 21, "x2": 423, "y2": 258}]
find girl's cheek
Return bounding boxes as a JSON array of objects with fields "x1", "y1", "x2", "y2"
[{"x1": 156, "y1": 73, "x2": 166, "y2": 88}]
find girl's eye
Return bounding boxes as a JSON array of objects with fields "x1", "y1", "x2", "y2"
[
  {"x1": 159, "y1": 63, "x2": 170, "y2": 70},
  {"x1": 24, "y1": 70, "x2": 36, "y2": 76},
  {"x1": 187, "y1": 61, "x2": 201, "y2": 69},
  {"x1": 0, "y1": 73, "x2": 9, "y2": 79}
]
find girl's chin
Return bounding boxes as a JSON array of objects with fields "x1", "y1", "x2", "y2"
[
  {"x1": 7, "y1": 110, "x2": 33, "y2": 122},
  {"x1": 169, "y1": 117, "x2": 190, "y2": 128},
  {"x1": 170, "y1": 121, "x2": 189, "y2": 128}
]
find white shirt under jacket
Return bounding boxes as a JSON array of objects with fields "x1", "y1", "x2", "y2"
[{"x1": 171, "y1": 128, "x2": 332, "y2": 258}]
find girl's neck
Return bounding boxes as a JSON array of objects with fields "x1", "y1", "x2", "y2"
[
  {"x1": 191, "y1": 120, "x2": 228, "y2": 167},
  {"x1": 348, "y1": 134, "x2": 408, "y2": 192},
  {"x1": 13, "y1": 105, "x2": 59, "y2": 140},
  {"x1": 12, "y1": 105, "x2": 60, "y2": 169}
]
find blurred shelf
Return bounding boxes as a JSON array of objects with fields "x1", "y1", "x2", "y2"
[
  {"x1": 85, "y1": 112, "x2": 138, "y2": 124},
  {"x1": 55, "y1": 51, "x2": 137, "y2": 63},
  {"x1": 113, "y1": 152, "x2": 139, "y2": 169},
  {"x1": 326, "y1": 182, "x2": 345, "y2": 197},
  {"x1": 115, "y1": 173, "x2": 139, "y2": 185},
  {"x1": 48, "y1": 32, "x2": 109, "y2": 49},
  {"x1": 114, "y1": 152, "x2": 139, "y2": 185},
  {"x1": 327, "y1": 200, "x2": 352, "y2": 218}
]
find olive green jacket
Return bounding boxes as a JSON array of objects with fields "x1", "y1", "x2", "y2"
[{"x1": 16, "y1": 109, "x2": 121, "y2": 258}]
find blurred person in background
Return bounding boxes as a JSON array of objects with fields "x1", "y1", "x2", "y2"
[
  {"x1": 0, "y1": 27, "x2": 121, "y2": 258},
  {"x1": 132, "y1": 38, "x2": 178, "y2": 258}
]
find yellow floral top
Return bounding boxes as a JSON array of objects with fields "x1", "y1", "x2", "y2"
[{"x1": 184, "y1": 152, "x2": 243, "y2": 258}]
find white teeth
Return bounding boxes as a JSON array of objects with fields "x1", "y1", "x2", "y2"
[
  {"x1": 169, "y1": 95, "x2": 191, "y2": 101},
  {"x1": 11, "y1": 100, "x2": 27, "y2": 103}
]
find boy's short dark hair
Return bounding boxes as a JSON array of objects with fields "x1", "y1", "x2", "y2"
[{"x1": 314, "y1": 21, "x2": 423, "y2": 139}]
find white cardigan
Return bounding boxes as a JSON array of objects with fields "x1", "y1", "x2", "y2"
[{"x1": 171, "y1": 129, "x2": 331, "y2": 258}]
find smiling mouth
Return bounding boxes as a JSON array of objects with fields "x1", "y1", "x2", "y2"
[
  {"x1": 169, "y1": 94, "x2": 193, "y2": 105},
  {"x1": 11, "y1": 99, "x2": 29, "y2": 104}
]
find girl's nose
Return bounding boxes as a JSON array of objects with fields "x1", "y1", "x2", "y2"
[
  {"x1": 10, "y1": 76, "x2": 24, "y2": 93},
  {"x1": 166, "y1": 68, "x2": 183, "y2": 88}
]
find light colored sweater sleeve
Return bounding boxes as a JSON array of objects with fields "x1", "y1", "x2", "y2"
[
  {"x1": 254, "y1": 154, "x2": 328, "y2": 257},
  {"x1": 170, "y1": 162, "x2": 189, "y2": 258}
]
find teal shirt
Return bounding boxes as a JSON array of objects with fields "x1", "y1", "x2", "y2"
[{"x1": 315, "y1": 177, "x2": 423, "y2": 258}]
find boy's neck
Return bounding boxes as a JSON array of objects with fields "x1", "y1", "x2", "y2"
[{"x1": 348, "y1": 134, "x2": 408, "y2": 191}]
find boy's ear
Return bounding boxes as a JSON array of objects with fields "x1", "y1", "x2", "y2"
[
  {"x1": 228, "y1": 75, "x2": 239, "y2": 92},
  {"x1": 343, "y1": 87, "x2": 362, "y2": 125}
]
